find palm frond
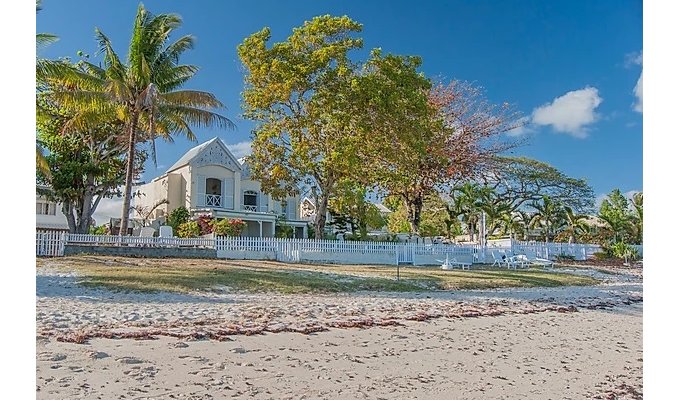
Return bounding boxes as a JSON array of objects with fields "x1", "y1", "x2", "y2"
[
  {"x1": 94, "y1": 28, "x2": 126, "y2": 81},
  {"x1": 160, "y1": 90, "x2": 225, "y2": 108},
  {"x1": 159, "y1": 104, "x2": 236, "y2": 132},
  {"x1": 36, "y1": 32, "x2": 58, "y2": 49}
]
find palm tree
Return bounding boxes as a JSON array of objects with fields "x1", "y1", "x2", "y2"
[
  {"x1": 36, "y1": 0, "x2": 58, "y2": 178},
  {"x1": 45, "y1": 4, "x2": 234, "y2": 235},
  {"x1": 630, "y1": 192, "x2": 643, "y2": 244},
  {"x1": 449, "y1": 183, "x2": 493, "y2": 242},
  {"x1": 480, "y1": 199, "x2": 512, "y2": 238},
  {"x1": 529, "y1": 195, "x2": 564, "y2": 242},
  {"x1": 559, "y1": 205, "x2": 589, "y2": 243}
]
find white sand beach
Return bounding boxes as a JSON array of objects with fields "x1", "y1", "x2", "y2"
[{"x1": 36, "y1": 262, "x2": 643, "y2": 399}]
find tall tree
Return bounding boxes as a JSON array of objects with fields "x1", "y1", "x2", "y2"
[
  {"x1": 351, "y1": 51, "x2": 436, "y2": 235},
  {"x1": 630, "y1": 192, "x2": 643, "y2": 244},
  {"x1": 37, "y1": 88, "x2": 129, "y2": 233},
  {"x1": 238, "y1": 15, "x2": 364, "y2": 239},
  {"x1": 46, "y1": 4, "x2": 234, "y2": 236},
  {"x1": 529, "y1": 195, "x2": 564, "y2": 242},
  {"x1": 36, "y1": 0, "x2": 59, "y2": 178},
  {"x1": 479, "y1": 156, "x2": 595, "y2": 214},
  {"x1": 356, "y1": 75, "x2": 522, "y2": 235},
  {"x1": 556, "y1": 205, "x2": 589, "y2": 244},
  {"x1": 598, "y1": 189, "x2": 636, "y2": 244}
]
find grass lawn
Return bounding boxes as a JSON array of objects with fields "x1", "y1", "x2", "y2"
[{"x1": 38, "y1": 256, "x2": 599, "y2": 294}]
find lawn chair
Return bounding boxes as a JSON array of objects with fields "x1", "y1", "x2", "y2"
[
  {"x1": 526, "y1": 254, "x2": 554, "y2": 269},
  {"x1": 491, "y1": 250, "x2": 505, "y2": 268},
  {"x1": 509, "y1": 254, "x2": 529, "y2": 269},
  {"x1": 439, "y1": 254, "x2": 472, "y2": 270}
]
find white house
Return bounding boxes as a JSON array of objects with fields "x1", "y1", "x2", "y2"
[
  {"x1": 134, "y1": 137, "x2": 308, "y2": 238},
  {"x1": 36, "y1": 186, "x2": 69, "y2": 231}
]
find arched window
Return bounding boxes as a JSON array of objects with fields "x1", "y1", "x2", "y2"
[
  {"x1": 243, "y1": 190, "x2": 258, "y2": 212},
  {"x1": 205, "y1": 178, "x2": 222, "y2": 207}
]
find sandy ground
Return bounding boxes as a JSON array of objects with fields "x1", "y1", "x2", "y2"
[{"x1": 36, "y1": 262, "x2": 643, "y2": 399}]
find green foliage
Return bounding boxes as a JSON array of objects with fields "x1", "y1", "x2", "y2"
[
  {"x1": 177, "y1": 221, "x2": 200, "y2": 238},
  {"x1": 212, "y1": 218, "x2": 246, "y2": 237},
  {"x1": 608, "y1": 241, "x2": 640, "y2": 260},
  {"x1": 238, "y1": 15, "x2": 364, "y2": 238},
  {"x1": 88, "y1": 224, "x2": 109, "y2": 235},
  {"x1": 597, "y1": 189, "x2": 642, "y2": 245},
  {"x1": 484, "y1": 156, "x2": 595, "y2": 214},
  {"x1": 41, "y1": 4, "x2": 234, "y2": 235},
  {"x1": 275, "y1": 216, "x2": 295, "y2": 238},
  {"x1": 36, "y1": 88, "x2": 128, "y2": 234},
  {"x1": 167, "y1": 207, "x2": 190, "y2": 233},
  {"x1": 329, "y1": 181, "x2": 386, "y2": 239}
]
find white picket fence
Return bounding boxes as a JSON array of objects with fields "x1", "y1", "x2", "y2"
[
  {"x1": 36, "y1": 232, "x2": 641, "y2": 265},
  {"x1": 510, "y1": 240, "x2": 603, "y2": 261},
  {"x1": 36, "y1": 231, "x2": 66, "y2": 256}
]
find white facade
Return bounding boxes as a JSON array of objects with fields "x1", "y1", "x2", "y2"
[
  {"x1": 36, "y1": 187, "x2": 69, "y2": 231},
  {"x1": 134, "y1": 138, "x2": 308, "y2": 238}
]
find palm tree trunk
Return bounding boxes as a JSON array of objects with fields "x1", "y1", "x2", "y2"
[{"x1": 119, "y1": 112, "x2": 139, "y2": 236}]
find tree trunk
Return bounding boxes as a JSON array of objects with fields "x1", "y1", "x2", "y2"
[
  {"x1": 314, "y1": 193, "x2": 329, "y2": 240},
  {"x1": 119, "y1": 113, "x2": 139, "y2": 236},
  {"x1": 76, "y1": 175, "x2": 96, "y2": 234},
  {"x1": 405, "y1": 195, "x2": 423, "y2": 236},
  {"x1": 62, "y1": 202, "x2": 77, "y2": 234}
]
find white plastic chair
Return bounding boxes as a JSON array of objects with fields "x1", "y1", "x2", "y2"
[
  {"x1": 491, "y1": 250, "x2": 504, "y2": 268},
  {"x1": 159, "y1": 225, "x2": 173, "y2": 238},
  {"x1": 139, "y1": 227, "x2": 156, "y2": 237}
]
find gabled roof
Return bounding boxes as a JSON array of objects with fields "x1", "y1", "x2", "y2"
[{"x1": 166, "y1": 137, "x2": 243, "y2": 173}]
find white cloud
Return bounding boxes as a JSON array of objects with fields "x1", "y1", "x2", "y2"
[
  {"x1": 531, "y1": 87, "x2": 603, "y2": 138},
  {"x1": 92, "y1": 196, "x2": 124, "y2": 226},
  {"x1": 226, "y1": 141, "x2": 252, "y2": 159},
  {"x1": 633, "y1": 71, "x2": 643, "y2": 113},
  {"x1": 624, "y1": 51, "x2": 643, "y2": 68}
]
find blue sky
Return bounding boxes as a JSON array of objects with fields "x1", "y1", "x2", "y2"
[{"x1": 36, "y1": 0, "x2": 642, "y2": 218}]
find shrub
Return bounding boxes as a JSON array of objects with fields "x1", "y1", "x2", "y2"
[
  {"x1": 593, "y1": 251, "x2": 609, "y2": 260},
  {"x1": 609, "y1": 241, "x2": 640, "y2": 260},
  {"x1": 167, "y1": 207, "x2": 190, "y2": 232},
  {"x1": 556, "y1": 254, "x2": 576, "y2": 261},
  {"x1": 88, "y1": 224, "x2": 109, "y2": 235},
  {"x1": 177, "y1": 221, "x2": 200, "y2": 238},
  {"x1": 196, "y1": 214, "x2": 214, "y2": 235},
  {"x1": 212, "y1": 218, "x2": 247, "y2": 237}
]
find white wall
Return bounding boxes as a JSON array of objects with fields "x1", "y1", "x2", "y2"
[{"x1": 36, "y1": 194, "x2": 69, "y2": 230}]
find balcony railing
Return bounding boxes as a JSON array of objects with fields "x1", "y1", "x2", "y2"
[
  {"x1": 205, "y1": 194, "x2": 222, "y2": 207},
  {"x1": 243, "y1": 205, "x2": 257, "y2": 212}
]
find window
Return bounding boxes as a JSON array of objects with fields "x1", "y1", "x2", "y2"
[
  {"x1": 243, "y1": 190, "x2": 258, "y2": 211},
  {"x1": 281, "y1": 200, "x2": 288, "y2": 215},
  {"x1": 36, "y1": 202, "x2": 55, "y2": 215}
]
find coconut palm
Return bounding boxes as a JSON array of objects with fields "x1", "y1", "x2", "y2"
[
  {"x1": 529, "y1": 195, "x2": 564, "y2": 242},
  {"x1": 558, "y1": 205, "x2": 589, "y2": 243},
  {"x1": 36, "y1": 0, "x2": 59, "y2": 178},
  {"x1": 449, "y1": 183, "x2": 493, "y2": 242},
  {"x1": 630, "y1": 192, "x2": 643, "y2": 244},
  {"x1": 480, "y1": 198, "x2": 512, "y2": 238},
  {"x1": 45, "y1": 4, "x2": 234, "y2": 235}
]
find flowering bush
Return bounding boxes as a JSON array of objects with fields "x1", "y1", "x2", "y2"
[
  {"x1": 196, "y1": 214, "x2": 214, "y2": 235},
  {"x1": 177, "y1": 221, "x2": 200, "y2": 238},
  {"x1": 212, "y1": 218, "x2": 247, "y2": 237}
]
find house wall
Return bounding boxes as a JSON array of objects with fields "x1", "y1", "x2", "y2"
[
  {"x1": 36, "y1": 194, "x2": 69, "y2": 230},
  {"x1": 191, "y1": 165, "x2": 237, "y2": 209}
]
